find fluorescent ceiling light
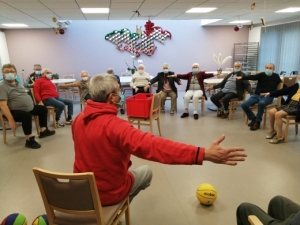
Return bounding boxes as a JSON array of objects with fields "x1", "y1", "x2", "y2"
[
  {"x1": 81, "y1": 8, "x2": 109, "y2": 13},
  {"x1": 201, "y1": 19, "x2": 223, "y2": 26},
  {"x1": 186, "y1": 8, "x2": 217, "y2": 13},
  {"x1": 2, "y1": 23, "x2": 28, "y2": 27},
  {"x1": 229, "y1": 20, "x2": 251, "y2": 24},
  {"x1": 275, "y1": 7, "x2": 300, "y2": 13}
]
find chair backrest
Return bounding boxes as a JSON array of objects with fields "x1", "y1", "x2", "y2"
[
  {"x1": 150, "y1": 93, "x2": 161, "y2": 118},
  {"x1": 275, "y1": 82, "x2": 284, "y2": 106},
  {"x1": 280, "y1": 71, "x2": 286, "y2": 76},
  {"x1": 290, "y1": 71, "x2": 298, "y2": 75},
  {"x1": 63, "y1": 74, "x2": 75, "y2": 79},
  {"x1": 283, "y1": 76, "x2": 298, "y2": 87},
  {"x1": 33, "y1": 167, "x2": 104, "y2": 225},
  {"x1": 30, "y1": 88, "x2": 37, "y2": 104},
  {"x1": 120, "y1": 72, "x2": 132, "y2": 77}
]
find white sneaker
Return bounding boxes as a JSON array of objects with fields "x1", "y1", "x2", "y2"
[{"x1": 56, "y1": 120, "x2": 65, "y2": 128}]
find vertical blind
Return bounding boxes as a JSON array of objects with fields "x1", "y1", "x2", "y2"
[{"x1": 259, "y1": 21, "x2": 300, "y2": 75}]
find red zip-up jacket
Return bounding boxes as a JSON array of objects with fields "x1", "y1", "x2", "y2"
[
  {"x1": 34, "y1": 76, "x2": 59, "y2": 103},
  {"x1": 72, "y1": 100, "x2": 205, "y2": 206}
]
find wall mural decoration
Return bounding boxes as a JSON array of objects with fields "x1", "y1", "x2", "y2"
[{"x1": 105, "y1": 20, "x2": 172, "y2": 57}]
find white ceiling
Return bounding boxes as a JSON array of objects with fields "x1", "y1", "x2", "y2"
[{"x1": 0, "y1": 0, "x2": 300, "y2": 29}]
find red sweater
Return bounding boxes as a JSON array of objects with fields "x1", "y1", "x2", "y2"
[
  {"x1": 72, "y1": 100, "x2": 205, "y2": 206},
  {"x1": 177, "y1": 72, "x2": 214, "y2": 100},
  {"x1": 34, "y1": 77, "x2": 59, "y2": 102}
]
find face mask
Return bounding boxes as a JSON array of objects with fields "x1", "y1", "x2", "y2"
[
  {"x1": 113, "y1": 92, "x2": 125, "y2": 106},
  {"x1": 192, "y1": 69, "x2": 198, "y2": 73},
  {"x1": 265, "y1": 69, "x2": 273, "y2": 76},
  {"x1": 82, "y1": 77, "x2": 88, "y2": 81},
  {"x1": 234, "y1": 68, "x2": 241, "y2": 73},
  {"x1": 35, "y1": 71, "x2": 41, "y2": 75},
  {"x1": 138, "y1": 70, "x2": 144, "y2": 74},
  {"x1": 163, "y1": 69, "x2": 169, "y2": 74},
  {"x1": 46, "y1": 74, "x2": 52, "y2": 79},
  {"x1": 4, "y1": 73, "x2": 16, "y2": 81}
]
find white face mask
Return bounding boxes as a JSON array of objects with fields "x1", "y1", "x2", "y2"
[
  {"x1": 138, "y1": 70, "x2": 144, "y2": 74},
  {"x1": 82, "y1": 77, "x2": 88, "y2": 81},
  {"x1": 46, "y1": 74, "x2": 52, "y2": 79}
]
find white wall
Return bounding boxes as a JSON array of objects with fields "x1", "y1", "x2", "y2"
[
  {"x1": 248, "y1": 27, "x2": 261, "y2": 43},
  {"x1": 0, "y1": 31, "x2": 10, "y2": 74}
]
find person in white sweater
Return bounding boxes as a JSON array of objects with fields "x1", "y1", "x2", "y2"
[{"x1": 130, "y1": 64, "x2": 151, "y2": 95}]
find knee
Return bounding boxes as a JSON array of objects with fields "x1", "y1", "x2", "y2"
[
  {"x1": 237, "y1": 202, "x2": 253, "y2": 214},
  {"x1": 141, "y1": 165, "x2": 153, "y2": 182},
  {"x1": 269, "y1": 195, "x2": 284, "y2": 206},
  {"x1": 41, "y1": 106, "x2": 48, "y2": 114}
]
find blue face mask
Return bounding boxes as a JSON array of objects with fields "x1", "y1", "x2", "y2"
[
  {"x1": 265, "y1": 69, "x2": 273, "y2": 76},
  {"x1": 5, "y1": 73, "x2": 16, "y2": 81},
  {"x1": 113, "y1": 92, "x2": 125, "y2": 106},
  {"x1": 234, "y1": 68, "x2": 241, "y2": 73},
  {"x1": 35, "y1": 71, "x2": 41, "y2": 75},
  {"x1": 46, "y1": 74, "x2": 52, "y2": 79},
  {"x1": 192, "y1": 69, "x2": 198, "y2": 73},
  {"x1": 163, "y1": 69, "x2": 169, "y2": 74}
]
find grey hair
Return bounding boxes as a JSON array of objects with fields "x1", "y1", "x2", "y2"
[
  {"x1": 266, "y1": 63, "x2": 275, "y2": 70},
  {"x1": 89, "y1": 73, "x2": 119, "y2": 102},
  {"x1": 163, "y1": 63, "x2": 170, "y2": 69},
  {"x1": 192, "y1": 63, "x2": 199, "y2": 68},
  {"x1": 41, "y1": 68, "x2": 51, "y2": 74},
  {"x1": 137, "y1": 64, "x2": 145, "y2": 69},
  {"x1": 80, "y1": 70, "x2": 88, "y2": 76},
  {"x1": 34, "y1": 64, "x2": 41, "y2": 67},
  {"x1": 234, "y1": 61, "x2": 242, "y2": 67},
  {"x1": 107, "y1": 68, "x2": 114, "y2": 74}
]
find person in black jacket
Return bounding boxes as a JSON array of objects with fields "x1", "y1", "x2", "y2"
[
  {"x1": 211, "y1": 61, "x2": 253, "y2": 119},
  {"x1": 261, "y1": 75, "x2": 300, "y2": 144},
  {"x1": 150, "y1": 63, "x2": 181, "y2": 115}
]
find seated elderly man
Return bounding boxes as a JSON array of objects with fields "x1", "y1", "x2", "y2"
[
  {"x1": 130, "y1": 64, "x2": 151, "y2": 95},
  {"x1": 34, "y1": 68, "x2": 74, "y2": 127},
  {"x1": 237, "y1": 63, "x2": 282, "y2": 130},
  {"x1": 168, "y1": 63, "x2": 217, "y2": 120},
  {"x1": 24, "y1": 64, "x2": 42, "y2": 88},
  {"x1": 150, "y1": 63, "x2": 181, "y2": 116},
  {"x1": 211, "y1": 61, "x2": 253, "y2": 119},
  {"x1": 0, "y1": 64, "x2": 55, "y2": 149}
]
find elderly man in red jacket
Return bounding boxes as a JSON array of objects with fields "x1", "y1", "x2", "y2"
[
  {"x1": 72, "y1": 73, "x2": 247, "y2": 207},
  {"x1": 34, "y1": 68, "x2": 73, "y2": 127},
  {"x1": 169, "y1": 63, "x2": 217, "y2": 120}
]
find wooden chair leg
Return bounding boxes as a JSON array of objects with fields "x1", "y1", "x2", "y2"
[
  {"x1": 138, "y1": 121, "x2": 140, "y2": 129},
  {"x1": 149, "y1": 120, "x2": 153, "y2": 134},
  {"x1": 284, "y1": 119, "x2": 290, "y2": 143},
  {"x1": 64, "y1": 108, "x2": 67, "y2": 120},
  {"x1": 52, "y1": 110, "x2": 57, "y2": 128},
  {"x1": 263, "y1": 109, "x2": 267, "y2": 129},
  {"x1": 295, "y1": 123, "x2": 298, "y2": 135},
  {"x1": 3, "y1": 126, "x2": 7, "y2": 144},
  {"x1": 157, "y1": 118, "x2": 162, "y2": 136},
  {"x1": 201, "y1": 100, "x2": 204, "y2": 116},
  {"x1": 35, "y1": 117, "x2": 40, "y2": 135}
]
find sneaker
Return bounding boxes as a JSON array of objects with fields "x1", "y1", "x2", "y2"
[
  {"x1": 266, "y1": 131, "x2": 277, "y2": 139},
  {"x1": 66, "y1": 117, "x2": 73, "y2": 125},
  {"x1": 248, "y1": 119, "x2": 256, "y2": 127},
  {"x1": 217, "y1": 110, "x2": 224, "y2": 117},
  {"x1": 220, "y1": 112, "x2": 229, "y2": 119},
  {"x1": 56, "y1": 120, "x2": 65, "y2": 128},
  {"x1": 25, "y1": 136, "x2": 41, "y2": 149},
  {"x1": 170, "y1": 110, "x2": 174, "y2": 116},
  {"x1": 120, "y1": 109, "x2": 125, "y2": 114},
  {"x1": 250, "y1": 121, "x2": 260, "y2": 131},
  {"x1": 193, "y1": 114, "x2": 199, "y2": 120},
  {"x1": 39, "y1": 128, "x2": 56, "y2": 138},
  {"x1": 180, "y1": 113, "x2": 189, "y2": 118},
  {"x1": 269, "y1": 136, "x2": 284, "y2": 144}
]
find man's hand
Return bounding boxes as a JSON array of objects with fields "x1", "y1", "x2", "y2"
[
  {"x1": 204, "y1": 135, "x2": 246, "y2": 166},
  {"x1": 168, "y1": 74, "x2": 177, "y2": 78},
  {"x1": 38, "y1": 101, "x2": 44, "y2": 106},
  {"x1": 178, "y1": 81, "x2": 182, "y2": 85},
  {"x1": 236, "y1": 76, "x2": 242, "y2": 80},
  {"x1": 8, "y1": 119, "x2": 17, "y2": 131},
  {"x1": 260, "y1": 92, "x2": 270, "y2": 97},
  {"x1": 135, "y1": 88, "x2": 138, "y2": 92},
  {"x1": 144, "y1": 86, "x2": 149, "y2": 92}
]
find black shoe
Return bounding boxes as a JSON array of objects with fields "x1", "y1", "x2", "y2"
[
  {"x1": 194, "y1": 114, "x2": 199, "y2": 120},
  {"x1": 39, "y1": 128, "x2": 56, "y2": 138},
  {"x1": 25, "y1": 136, "x2": 41, "y2": 149},
  {"x1": 250, "y1": 121, "x2": 260, "y2": 131},
  {"x1": 180, "y1": 113, "x2": 189, "y2": 118},
  {"x1": 217, "y1": 110, "x2": 224, "y2": 117},
  {"x1": 120, "y1": 109, "x2": 125, "y2": 114},
  {"x1": 248, "y1": 119, "x2": 256, "y2": 127}
]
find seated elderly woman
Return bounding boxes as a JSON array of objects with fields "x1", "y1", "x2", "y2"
[
  {"x1": 130, "y1": 64, "x2": 151, "y2": 95},
  {"x1": 58, "y1": 70, "x2": 91, "y2": 102},
  {"x1": 262, "y1": 74, "x2": 300, "y2": 144}
]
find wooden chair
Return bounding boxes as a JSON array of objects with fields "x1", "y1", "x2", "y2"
[
  {"x1": 33, "y1": 167, "x2": 130, "y2": 225},
  {"x1": 30, "y1": 88, "x2": 67, "y2": 128},
  {"x1": 248, "y1": 215, "x2": 263, "y2": 225},
  {"x1": 187, "y1": 96, "x2": 205, "y2": 116},
  {"x1": 282, "y1": 76, "x2": 297, "y2": 87},
  {"x1": 245, "y1": 83, "x2": 283, "y2": 129},
  {"x1": 0, "y1": 109, "x2": 39, "y2": 144},
  {"x1": 282, "y1": 115, "x2": 299, "y2": 142},
  {"x1": 78, "y1": 87, "x2": 87, "y2": 112},
  {"x1": 128, "y1": 93, "x2": 162, "y2": 136}
]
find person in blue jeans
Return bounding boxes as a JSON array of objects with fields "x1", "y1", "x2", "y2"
[
  {"x1": 34, "y1": 68, "x2": 73, "y2": 127},
  {"x1": 237, "y1": 63, "x2": 282, "y2": 131},
  {"x1": 236, "y1": 196, "x2": 300, "y2": 225}
]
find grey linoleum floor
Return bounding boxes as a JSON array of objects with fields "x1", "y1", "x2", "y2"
[{"x1": 0, "y1": 91, "x2": 299, "y2": 225}]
